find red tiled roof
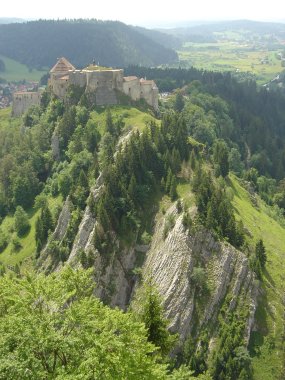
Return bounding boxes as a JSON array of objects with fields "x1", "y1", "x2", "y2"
[{"x1": 50, "y1": 57, "x2": 76, "y2": 73}]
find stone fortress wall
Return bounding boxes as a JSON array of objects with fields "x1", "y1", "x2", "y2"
[
  {"x1": 50, "y1": 58, "x2": 159, "y2": 110},
  {"x1": 12, "y1": 91, "x2": 41, "y2": 117},
  {"x1": 12, "y1": 57, "x2": 159, "y2": 116}
]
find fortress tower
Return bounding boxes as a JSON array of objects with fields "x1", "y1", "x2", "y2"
[
  {"x1": 49, "y1": 57, "x2": 159, "y2": 110},
  {"x1": 12, "y1": 57, "x2": 159, "y2": 116}
]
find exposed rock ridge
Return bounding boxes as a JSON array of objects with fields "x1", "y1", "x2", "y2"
[
  {"x1": 142, "y1": 206, "x2": 256, "y2": 342},
  {"x1": 67, "y1": 185, "x2": 103, "y2": 264},
  {"x1": 37, "y1": 196, "x2": 72, "y2": 271}
]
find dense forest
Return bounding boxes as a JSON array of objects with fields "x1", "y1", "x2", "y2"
[
  {"x1": 0, "y1": 20, "x2": 178, "y2": 69},
  {"x1": 1, "y1": 63, "x2": 285, "y2": 378}
]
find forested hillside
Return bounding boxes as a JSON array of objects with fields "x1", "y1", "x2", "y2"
[
  {"x1": 0, "y1": 20, "x2": 178, "y2": 69},
  {"x1": 1, "y1": 65, "x2": 285, "y2": 379}
]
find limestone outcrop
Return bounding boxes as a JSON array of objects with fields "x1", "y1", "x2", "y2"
[{"x1": 141, "y1": 205, "x2": 256, "y2": 342}]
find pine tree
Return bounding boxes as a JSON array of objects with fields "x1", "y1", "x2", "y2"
[
  {"x1": 139, "y1": 282, "x2": 175, "y2": 355},
  {"x1": 78, "y1": 169, "x2": 89, "y2": 189},
  {"x1": 35, "y1": 216, "x2": 44, "y2": 253},
  {"x1": 14, "y1": 206, "x2": 30, "y2": 236},
  {"x1": 213, "y1": 140, "x2": 229, "y2": 178},
  {"x1": 255, "y1": 239, "x2": 267, "y2": 268},
  {"x1": 41, "y1": 205, "x2": 53, "y2": 239},
  {"x1": 128, "y1": 174, "x2": 137, "y2": 203},
  {"x1": 169, "y1": 176, "x2": 178, "y2": 201},
  {"x1": 105, "y1": 108, "x2": 114, "y2": 135},
  {"x1": 165, "y1": 167, "x2": 173, "y2": 194},
  {"x1": 174, "y1": 91, "x2": 184, "y2": 112}
]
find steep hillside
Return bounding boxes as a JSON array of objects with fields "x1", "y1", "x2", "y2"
[
  {"x1": 230, "y1": 175, "x2": 285, "y2": 380},
  {"x1": 0, "y1": 20, "x2": 178, "y2": 70},
  {"x1": 2, "y1": 63, "x2": 285, "y2": 378}
]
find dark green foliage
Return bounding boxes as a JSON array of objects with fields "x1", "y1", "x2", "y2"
[
  {"x1": 210, "y1": 315, "x2": 253, "y2": 380},
  {"x1": 12, "y1": 235, "x2": 22, "y2": 251},
  {"x1": 169, "y1": 176, "x2": 178, "y2": 201},
  {"x1": 0, "y1": 20, "x2": 177, "y2": 69},
  {"x1": 0, "y1": 228, "x2": 8, "y2": 253},
  {"x1": 14, "y1": 206, "x2": 30, "y2": 236},
  {"x1": 57, "y1": 106, "x2": 77, "y2": 153},
  {"x1": 35, "y1": 204, "x2": 54, "y2": 253},
  {"x1": 176, "y1": 199, "x2": 183, "y2": 214},
  {"x1": 255, "y1": 239, "x2": 267, "y2": 268},
  {"x1": 213, "y1": 140, "x2": 229, "y2": 178},
  {"x1": 194, "y1": 170, "x2": 214, "y2": 218},
  {"x1": 163, "y1": 214, "x2": 175, "y2": 239},
  {"x1": 182, "y1": 211, "x2": 192, "y2": 230},
  {"x1": 174, "y1": 91, "x2": 185, "y2": 112},
  {"x1": 79, "y1": 249, "x2": 95, "y2": 269},
  {"x1": 138, "y1": 282, "x2": 176, "y2": 355},
  {"x1": 105, "y1": 108, "x2": 115, "y2": 135},
  {"x1": 194, "y1": 170, "x2": 244, "y2": 248},
  {"x1": 229, "y1": 148, "x2": 244, "y2": 175},
  {"x1": 128, "y1": 66, "x2": 285, "y2": 181},
  {"x1": 66, "y1": 85, "x2": 86, "y2": 106},
  {"x1": 95, "y1": 116, "x2": 187, "y2": 241},
  {"x1": 191, "y1": 267, "x2": 207, "y2": 292},
  {"x1": 35, "y1": 216, "x2": 44, "y2": 254}
]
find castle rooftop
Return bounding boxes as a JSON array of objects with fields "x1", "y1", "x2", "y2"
[
  {"x1": 124, "y1": 76, "x2": 138, "y2": 82},
  {"x1": 84, "y1": 64, "x2": 116, "y2": 71},
  {"x1": 50, "y1": 57, "x2": 76, "y2": 73}
]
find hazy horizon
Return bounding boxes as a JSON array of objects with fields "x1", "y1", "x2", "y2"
[{"x1": 1, "y1": 0, "x2": 285, "y2": 28}]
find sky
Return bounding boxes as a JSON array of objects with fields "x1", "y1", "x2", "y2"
[{"x1": 2, "y1": 0, "x2": 285, "y2": 27}]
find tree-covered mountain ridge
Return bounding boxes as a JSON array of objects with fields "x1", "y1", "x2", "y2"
[
  {"x1": 0, "y1": 19, "x2": 178, "y2": 70},
  {"x1": 1, "y1": 66, "x2": 285, "y2": 378}
]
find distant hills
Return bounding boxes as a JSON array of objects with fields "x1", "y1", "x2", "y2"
[
  {"x1": 157, "y1": 19, "x2": 285, "y2": 42},
  {"x1": 0, "y1": 19, "x2": 178, "y2": 70}
]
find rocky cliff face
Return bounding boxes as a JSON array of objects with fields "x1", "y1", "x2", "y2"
[
  {"x1": 38, "y1": 194, "x2": 256, "y2": 347},
  {"x1": 141, "y1": 205, "x2": 257, "y2": 343}
]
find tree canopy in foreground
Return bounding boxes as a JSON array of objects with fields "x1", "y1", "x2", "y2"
[{"x1": 0, "y1": 267, "x2": 168, "y2": 379}]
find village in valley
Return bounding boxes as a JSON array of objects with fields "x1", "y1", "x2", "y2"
[{"x1": 0, "y1": 81, "x2": 39, "y2": 109}]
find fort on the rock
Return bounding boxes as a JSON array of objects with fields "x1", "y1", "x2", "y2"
[
  {"x1": 12, "y1": 57, "x2": 159, "y2": 116},
  {"x1": 49, "y1": 57, "x2": 158, "y2": 109}
]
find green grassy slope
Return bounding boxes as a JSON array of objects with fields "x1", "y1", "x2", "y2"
[
  {"x1": 0, "y1": 196, "x2": 62, "y2": 271},
  {"x1": 0, "y1": 107, "x2": 20, "y2": 129},
  {"x1": 230, "y1": 174, "x2": 285, "y2": 380},
  {"x1": 0, "y1": 54, "x2": 47, "y2": 82},
  {"x1": 178, "y1": 43, "x2": 282, "y2": 85},
  {"x1": 90, "y1": 105, "x2": 159, "y2": 135}
]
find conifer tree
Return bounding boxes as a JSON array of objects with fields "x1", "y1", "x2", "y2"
[
  {"x1": 78, "y1": 169, "x2": 89, "y2": 189},
  {"x1": 105, "y1": 108, "x2": 114, "y2": 135},
  {"x1": 174, "y1": 91, "x2": 185, "y2": 113},
  {"x1": 165, "y1": 167, "x2": 173, "y2": 194},
  {"x1": 14, "y1": 206, "x2": 30, "y2": 236},
  {"x1": 169, "y1": 176, "x2": 178, "y2": 201},
  {"x1": 136, "y1": 281, "x2": 175, "y2": 355},
  {"x1": 255, "y1": 239, "x2": 267, "y2": 268},
  {"x1": 35, "y1": 216, "x2": 44, "y2": 253}
]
